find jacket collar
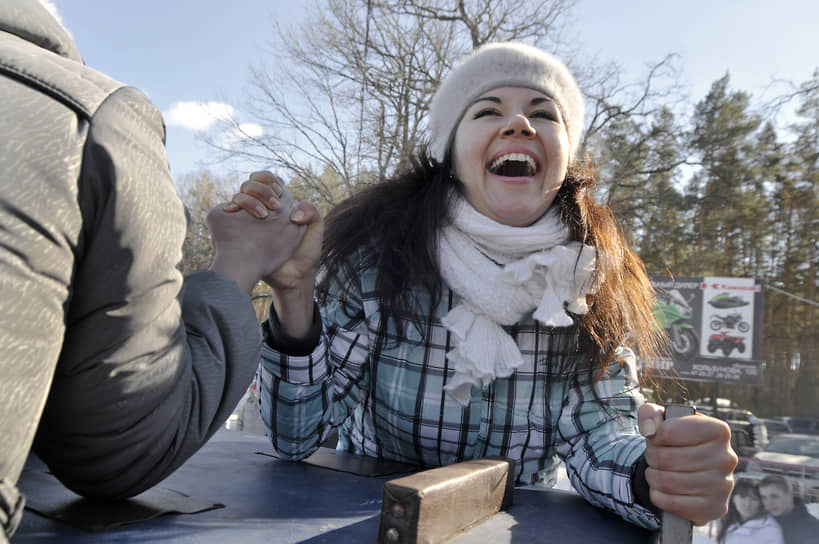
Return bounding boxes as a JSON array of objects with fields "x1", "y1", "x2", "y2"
[{"x1": 0, "y1": 0, "x2": 82, "y2": 62}]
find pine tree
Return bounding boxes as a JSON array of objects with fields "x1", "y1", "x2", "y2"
[{"x1": 687, "y1": 74, "x2": 761, "y2": 276}]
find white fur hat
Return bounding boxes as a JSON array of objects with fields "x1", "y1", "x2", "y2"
[{"x1": 428, "y1": 42, "x2": 585, "y2": 164}]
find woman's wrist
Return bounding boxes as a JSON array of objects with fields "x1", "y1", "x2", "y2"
[
  {"x1": 272, "y1": 277, "x2": 316, "y2": 338},
  {"x1": 264, "y1": 303, "x2": 322, "y2": 355}
]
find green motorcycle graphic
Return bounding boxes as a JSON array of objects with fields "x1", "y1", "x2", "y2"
[{"x1": 654, "y1": 290, "x2": 698, "y2": 360}]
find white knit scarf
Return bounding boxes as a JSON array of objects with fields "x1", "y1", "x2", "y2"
[{"x1": 438, "y1": 196, "x2": 598, "y2": 406}]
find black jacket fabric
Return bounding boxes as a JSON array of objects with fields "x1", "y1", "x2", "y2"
[
  {"x1": 776, "y1": 499, "x2": 819, "y2": 544},
  {"x1": 0, "y1": 1, "x2": 262, "y2": 539}
]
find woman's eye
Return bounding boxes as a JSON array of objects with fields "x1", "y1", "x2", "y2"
[
  {"x1": 473, "y1": 108, "x2": 500, "y2": 119},
  {"x1": 530, "y1": 110, "x2": 556, "y2": 120}
]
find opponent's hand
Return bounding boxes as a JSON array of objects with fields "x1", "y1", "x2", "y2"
[
  {"x1": 638, "y1": 403, "x2": 737, "y2": 525},
  {"x1": 224, "y1": 171, "x2": 323, "y2": 291},
  {"x1": 207, "y1": 172, "x2": 306, "y2": 293}
]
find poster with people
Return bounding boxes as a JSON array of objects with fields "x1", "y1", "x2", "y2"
[
  {"x1": 646, "y1": 276, "x2": 764, "y2": 385},
  {"x1": 717, "y1": 478, "x2": 784, "y2": 544},
  {"x1": 716, "y1": 475, "x2": 819, "y2": 544}
]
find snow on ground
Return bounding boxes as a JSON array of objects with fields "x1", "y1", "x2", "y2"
[{"x1": 693, "y1": 524, "x2": 718, "y2": 544}]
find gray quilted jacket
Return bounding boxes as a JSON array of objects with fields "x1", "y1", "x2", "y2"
[{"x1": 0, "y1": 1, "x2": 261, "y2": 539}]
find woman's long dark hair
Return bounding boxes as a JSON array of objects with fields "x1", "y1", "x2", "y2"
[
  {"x1": 717, "y1": 479, "x2": 766, "y2": 543},
  {"x1": 317, "y1": 146, "x2": 664, "y2": 375},
  {"x1": 317, "y1": 148, "x2": 454, "y2": 330}
]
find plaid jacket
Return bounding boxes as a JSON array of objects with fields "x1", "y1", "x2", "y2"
[{"x1": 258, "y1": 260, "x2": 659, "y2": 529}]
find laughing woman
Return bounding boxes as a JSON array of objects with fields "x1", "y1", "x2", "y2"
[{"x1": 231, "y1": 42, "x2": 736, "y2": 529}]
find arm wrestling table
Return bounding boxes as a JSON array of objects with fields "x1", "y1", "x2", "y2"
[{"x1": 14, "y1": 428, "x2": 658, "y2": 543}]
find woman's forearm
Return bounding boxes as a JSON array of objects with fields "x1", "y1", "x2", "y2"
[{"x1": 271, "y1": 276, "x2": 317, "y2": 338}]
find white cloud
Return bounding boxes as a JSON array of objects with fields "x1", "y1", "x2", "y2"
[
  {"x1": 218, "y1": 123, "x2": 264, "y2": 147},
  {"x1": 164, "y1": 101, "x2": 236, "y2": 131}
]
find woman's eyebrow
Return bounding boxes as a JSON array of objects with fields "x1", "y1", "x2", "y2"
[{"x1": 472, "y1": 95, "x2": 554, "y2": 107}]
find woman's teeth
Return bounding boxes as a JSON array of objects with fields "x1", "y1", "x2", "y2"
[{"x1": 488, "y1": 153, "x2": 538, "y2": 176}]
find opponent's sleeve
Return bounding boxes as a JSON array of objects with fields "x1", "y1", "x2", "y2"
[{"x1": 31, "y1": 86, "x2": 262, "y2": 500}]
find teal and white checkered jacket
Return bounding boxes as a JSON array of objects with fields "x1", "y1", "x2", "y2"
[{"x1": 258, "y1": 260, "x2": 659, "y2": 529}]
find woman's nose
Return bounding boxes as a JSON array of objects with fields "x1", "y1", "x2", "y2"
[{"x1": 501, "y1": 115, "x2": 536, "y2": 138}]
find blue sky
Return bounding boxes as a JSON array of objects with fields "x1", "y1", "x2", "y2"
[{"x1": 49, "y1": 0, "x2": 818, "y2": 184}]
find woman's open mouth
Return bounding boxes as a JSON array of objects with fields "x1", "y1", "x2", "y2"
[{"x1": 487, "y1": 152, "x2": 540, "y2": 177}]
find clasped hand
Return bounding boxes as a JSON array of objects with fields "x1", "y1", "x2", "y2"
[
  {"x1": 207, "y1": 171, "x2": 320, "y2": 293},
  {"x1": 638, "y1": 403, "x2": 738, "y2": 525}
]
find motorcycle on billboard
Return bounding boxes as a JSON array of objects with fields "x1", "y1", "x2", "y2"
[
  {"x1": 709, "y1": 313, "x2": 750, "y2": 332},
  {"x1": 647, "y1": 276, "x2": 764, "y2": 386},
  {"x1": 654, "y1": 289, "x2": 698, "y2": 360}
]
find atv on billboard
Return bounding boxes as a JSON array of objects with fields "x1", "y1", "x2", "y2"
[{"x1": 646, "y1": 276, "x2": 764, "y2": 385}]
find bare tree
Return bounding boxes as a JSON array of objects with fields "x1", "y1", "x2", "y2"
[
  {"x1": 580, "y1": 54, "x2": 689, "y2": 184},
  {"x1": 177, "y1": 170, "x2": 236, "y2": 276},
  {"x1": 206, "y1": 0, "x2": 576, "y2": 209},
  {"x1": 205, "y1": 0, "x2": 690, "y2": 213}
]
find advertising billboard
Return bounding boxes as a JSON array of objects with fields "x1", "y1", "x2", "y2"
[{"x1": 647, "y1": 276, "x2": 765, "y2": 385}]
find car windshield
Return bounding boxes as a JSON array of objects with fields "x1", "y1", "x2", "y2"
[
  {"x1": 789, "y1": 419, "x2": 817, "y2": 432},
  {"x1": 766, "y1": 422, "x2": 789, "y2": 431},
  {"x1": 765, "y1": 436, "x2": 819, "y2": 457}
]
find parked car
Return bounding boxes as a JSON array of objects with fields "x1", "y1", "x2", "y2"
[
  {"x1": 761, "y1": 418, "x2": 793, "y2": 441},
  {"x1": 741, "y1": 433, "x2": 819, "y2": 502},
  {"x1": 778, "y1": 417, "x2": 819, "y2": 435}
]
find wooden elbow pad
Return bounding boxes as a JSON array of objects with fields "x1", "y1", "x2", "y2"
[{"x1": 378, "y1": 457, "x2": 515, "y2": 544}]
